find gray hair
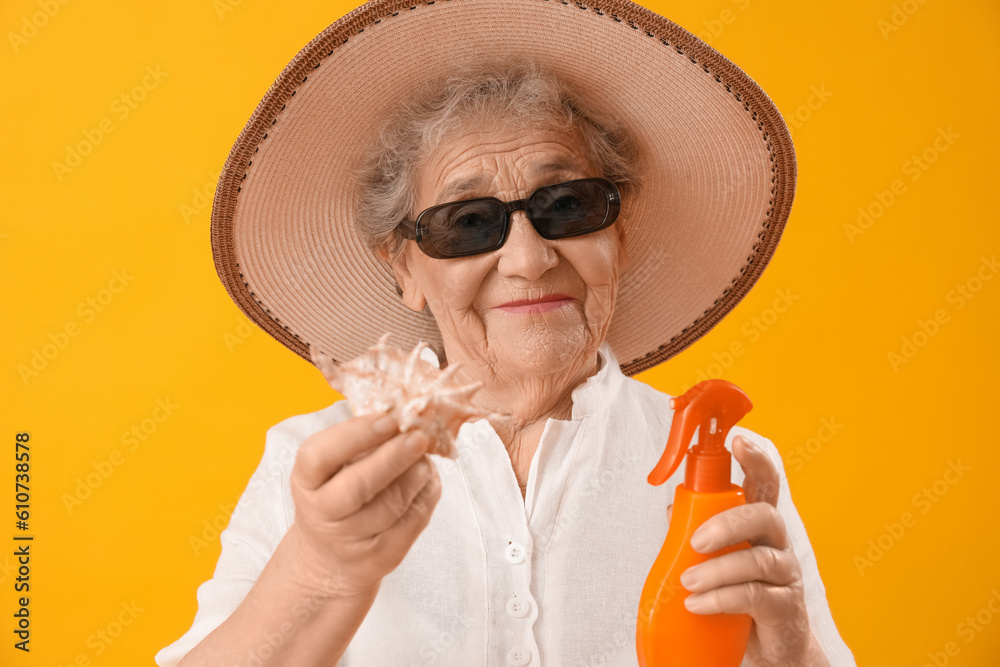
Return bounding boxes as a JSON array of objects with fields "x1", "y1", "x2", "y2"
[{"x1": 353, "y1": 61, "x2": 643, "y2": 263}]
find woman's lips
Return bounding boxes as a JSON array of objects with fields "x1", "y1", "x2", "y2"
[{"x1": 495, "y1": 294, "x2": 574, "y2": 314}]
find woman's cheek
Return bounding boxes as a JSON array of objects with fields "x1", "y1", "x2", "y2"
[
  {"x1": 428, "y1": 266, "x2": 488, "y2": 325},
  {"x1": 579, "y1": 247, "x2": 621, "y2": 341},
  {"x1": 422, "y1": 261, "x2": 470, "y2": 310}
]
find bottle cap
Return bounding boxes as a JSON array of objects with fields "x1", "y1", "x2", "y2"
[{"x1": 647, "y1": 379, "x2": 753, "y2": 492}]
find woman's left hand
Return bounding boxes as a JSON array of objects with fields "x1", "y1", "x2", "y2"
[{"x1": 676, "y1": 435, "x2": 831, "y2": 667}]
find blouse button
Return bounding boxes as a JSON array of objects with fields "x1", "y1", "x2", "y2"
[
  {"x1": 506, "y1": 594, "x2": 530, "y2": 618},
  {"x1": 505, "y1": 542, "x2": 526, "y2": 564},
  {"x1": 506, "y1": 647, "x2": 532, "y2": 666}
]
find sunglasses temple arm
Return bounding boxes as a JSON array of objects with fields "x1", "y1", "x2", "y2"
[{"x1": 398, "y1": 220, "x2": 418, "y2": 240}]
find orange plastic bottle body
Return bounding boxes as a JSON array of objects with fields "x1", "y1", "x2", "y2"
[{"x1": 636, "y1": 483, "x2": 752, "y2": 667}]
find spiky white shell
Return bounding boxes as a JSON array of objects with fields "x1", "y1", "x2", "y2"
[{"x1": 309, "y1": 334, "x2": 489, "y2": 458}]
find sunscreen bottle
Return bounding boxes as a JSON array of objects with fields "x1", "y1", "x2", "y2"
[{"x1": 636, "y1": 379, "x2": 754, "y2": 666}]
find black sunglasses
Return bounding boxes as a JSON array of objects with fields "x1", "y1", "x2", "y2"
[{"x1": 398, "y1": 177, "x2": 621, "y2": 259}]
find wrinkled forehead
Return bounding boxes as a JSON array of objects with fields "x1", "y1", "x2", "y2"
[{"x1": 415, "y1": 125, "x2": 599, "y2": 204}]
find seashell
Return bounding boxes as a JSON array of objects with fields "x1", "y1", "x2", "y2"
[{"x1": 309, "y1": 334, "x2": 492, "y2": 458}]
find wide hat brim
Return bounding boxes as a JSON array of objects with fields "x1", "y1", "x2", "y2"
[{"x1": 211, "y1": 0, "x2": 796, "y2": 376}]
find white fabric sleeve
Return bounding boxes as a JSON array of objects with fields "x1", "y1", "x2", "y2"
[
  {"x1": 154, "y1": 424, "x2": 298, "y2": 667},
  {"x1": 732, "y1": 427, "x2": 857, "y2": 666}
]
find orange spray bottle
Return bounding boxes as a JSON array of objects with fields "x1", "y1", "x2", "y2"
[{"x1": 636, "y1": 379, "x2": 754, "y2": 667}]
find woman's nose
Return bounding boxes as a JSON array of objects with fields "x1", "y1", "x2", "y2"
[{"x1": 497, "y1": 211, "x2": 559, "y2": 280}]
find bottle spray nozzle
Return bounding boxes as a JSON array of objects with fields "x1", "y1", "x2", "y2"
[{"x1": 648, "y1": 380, "x2": 753, "y2": 492}]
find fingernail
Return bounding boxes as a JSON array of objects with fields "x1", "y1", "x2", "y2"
[
  {"x1": 684, "y1": 594, "x2": 707, "y2": 613},
  {"x1": 407, "y1": 431, "x2": 427, "y2": 452},
  {"x1": 690, "y1": 528, "x2": 709, "y2": 552},
  {"x1": 679, "y1": 567, "x2": 700, "y2": 590},
  {"x1": 374, "y1": 415, "x2": 397, "y2": 435}
]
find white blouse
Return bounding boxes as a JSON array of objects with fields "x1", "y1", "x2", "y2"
[{"x1": 156, "y1": 343, "x2": 856, "y2": 666}]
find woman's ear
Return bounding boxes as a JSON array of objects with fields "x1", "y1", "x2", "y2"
[{"x1": 379, "y1": 244, "x2": 428, "y2": 313}]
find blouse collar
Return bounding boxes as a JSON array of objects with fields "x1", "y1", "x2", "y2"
[{"x1": 567, "y1": 341, "x2": 625, "y2": 420}]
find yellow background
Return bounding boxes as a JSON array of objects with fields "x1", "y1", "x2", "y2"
[{"x1": 2, "y1": 0, "x2": 997, "y2": 664}]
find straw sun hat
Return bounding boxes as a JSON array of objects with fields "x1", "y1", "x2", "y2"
[{"x1": 211, "y1": 0, "x2": 796, "y2": 376}]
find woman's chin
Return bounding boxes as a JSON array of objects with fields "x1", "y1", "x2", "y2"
[{"x1": 489, "y1": 327, "x2": 594, "y2": 377}]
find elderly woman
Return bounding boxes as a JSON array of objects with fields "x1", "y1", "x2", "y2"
[{"x1": 158, "y1": 1, "x2": 855, "y2": 666}]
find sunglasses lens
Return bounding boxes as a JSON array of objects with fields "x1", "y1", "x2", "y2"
[
  {"x1": 527, "y1": 180, "x2": 612, "y2": 237},
  {"x1": 421, "y1": 199, "x2": 506, "y2": 257},
  {"x1": 412, "y1": 179, "x2": 618, "y2": 258}
]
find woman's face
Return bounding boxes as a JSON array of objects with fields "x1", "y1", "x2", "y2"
[{"x1": 389, "y1": 123, "x2": 629, "y2": 378}]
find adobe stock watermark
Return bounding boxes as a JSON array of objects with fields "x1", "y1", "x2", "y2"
[
  {"x1": 878, "y1": 0, "x2": 932, "y2": 40},
  {"x1": 854, "y1": 458, "x2": 970, "y2": 575},
  {"x1": 241, "y1": 571, "x2": 352, "y2": 666},
  {"x1": 541, "y1": 432, "x2": 639, "y2": 550},
  {"x1": 410, "y1": 614, "x2": 473, "y2": 665},
  {"x1": 681, "y1": 287, "x2": 800, "y2": 393},
  {"x1": 189, "y1": 503, "x2": 237, "y2": 556},
  {"x1": 887, "y1": 254, "x2": 997, "y2": 372},
  {"x1": 920, "y1": 589, "x2": 1000, "y2": 667},
  {"x1": 0, "y1": 556, "x2": 16, "y2": 585},
  {"x1": 179, "y1": 171, "x2": 220, "y2": 223},
  {"x1": 784, "y1": 417, "x2": 843, "y2": 473},
  {"x1": 844, "y1": 126, "x2": 959, "y2": 243},
  {"x1": 18, "y1": 268, "x2": 135, "y2": 385},
  {"x1": 7, "y1": 0, "x2": 71, "y2": 54},
  {"x1": 621, "y1": 246, "x2": 668, "y2": 294},
  {"x1": 223, "y1": 319, "x2": 256, "y2": 352},
  {"x1": 61, "y1": 398, "x2": 179, "y2": 514},
  {"x1": 55, "y1": 600, "x2": 145, "y2": 667},
  {"x1": 735, "y1": 615, "x2": 814, "y2": 667},
  {"x1": 785, "y1": 85, "x2": 834, "y2": 134},
  {"x1": 694, "y1": 0, "x2": 753, "y2": 44},
  {"x1": 52, "y1": 66, "x2": 169, "y2": 182},
  {"x1": 590, "y1": 580, "x2": 685, "y2": 667},
  {"x1": 429, "y1": 423, "x2": 491, "y2": 482},
  {"x1": 214, "y1": 0, "x2": 249, "y2": 20}
]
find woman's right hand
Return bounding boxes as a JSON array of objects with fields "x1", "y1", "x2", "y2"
[{"x1": 286, "y1": 413, "x2": 442, "y2": 600}]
